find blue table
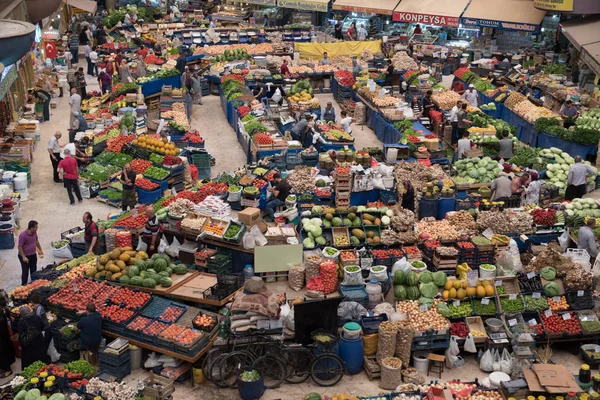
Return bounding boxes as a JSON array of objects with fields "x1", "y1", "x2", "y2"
[
  {"x1": 537, "y1": 132, "x2": 598, "y2": 159},
  {"x1": 350, "y1": 190, "x2": 379, "y2": 206},
  {"x1": 141, "y1": 75, "x2": 181, "y2": 98}
]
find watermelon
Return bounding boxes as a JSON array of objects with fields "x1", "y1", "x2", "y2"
[
  {"x1": 154, "y1": 258, "x2": 168, "y2": 272},
  {"x1": 406, "y1": 271, "x2": 418, "y2": 286},
  {"x1": 119, "y1": 276, "x2": 130, "y2": 285},
  {"x1": 143, "y1": 278, "x2": 157, "y2": 289},
  {"x1": 127, "y1": 266, "x2": 139, "y2": 278},
  {"x1": 160, "y1": 277, "x2": 172, "y2": 288},
  {"x1": 304, "y1": 393, "x2": 321, "y2": 400},
  {"x1": 394, "y1": 285, "x2": 407, "y2": 300},
  {"x1": 173, "y1": 264, "x2": 187, "y2": 275},
  {"x1": 393, "y1": 270, "x2": 406, "y2": 285},
  {"x1": 158, "y1": 271, "x2": 170, "y2": 277},
  {"x1": 151, "y1": 253, "x2": 162, "y2": 260},
  {"x1": 130, "y1": 276, "x2": 144, "y2": 286},
  {"x1": 135, "y1": 260, "x2": 147, "y2": 270},
  {"x1": 406, "y1": 286, "x2": 420, "y2": 300}
]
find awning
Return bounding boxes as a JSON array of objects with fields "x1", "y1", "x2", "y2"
[
  {"x1": 392, "y1": 0, "x2": 470, "y2": 27},
  {"x1": 64, "y1": 0, "x2": 97, "y2": 14},
  {"x1": 560, "y1": 16, "x2": 600, "y2": 51},
  {"x1": 461, "y1": 0, "x2": 546, "y2": 32},
  {"x1": 276, "y1": 0, "x2": 328, "y2": 12},
  {"x1": 333, "y1": 0, "x2": 399, "y2": 16},
  {"x1": 581, "y1": 41, "x2": 600, "y2": 78}
]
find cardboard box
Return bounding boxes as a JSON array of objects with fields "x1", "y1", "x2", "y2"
[
  {"x1": 524, "y1": 364, "x2": 581, "y2": 394},
  {"x1": 238, "y1": 207, "x2": 261, "y2": 226}
]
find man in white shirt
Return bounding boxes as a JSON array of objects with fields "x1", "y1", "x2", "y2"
[
  {"x1": 463, "y1": 84, "x2": 478, "y2": 107},
  {"x1": 578, "y1": 218, "x2": 598, "y2": 258},
  {"x1": 89, "y1": 46, "x2": 98, "y2": 77},
  {"x1": 84, "y1": 44, "x2": 92, "y2": 76},
  {"x1": 357, "y1": 24, "x2": 368, "y2": 41},
  {"x1": 566, "y1": 156, "x2": 596, "y2": 200},
  {"x1": 69, "y1": 88, "x2": 82, "y2": 131},
  {"x1": 340, "y1": 110, "x2": 354, "y2": 134},
  {"x1": 47, "y1": 132, "x2": 63, "y2": 183},
  {"x1": 449, "y1": 99, "x2": 462, "y2": 145}
]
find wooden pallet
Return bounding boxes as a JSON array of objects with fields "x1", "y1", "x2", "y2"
[
  {"x1": 96, "y1": 197, "x2": 122, "y2": 208},
  {"x1": 363, "y1": 356, "x2": 380, "y2": 380}
]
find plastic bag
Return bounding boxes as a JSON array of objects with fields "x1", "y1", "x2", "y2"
[
  {"x1": 371, "y1": 173, "x2": 385, "y2": 190},
  {"x1": 271, "y1": 88, "x2": 282, "y2": 103},
  {"x1": 136, "y1": 239, "x2": 148, "y2": 252},
  {"x1": 373, "y1": 303, "x2": 395, "y2": 317},
  {"x1": 500, "y1": 348, "x2": 512, "y2": 374},
  {"x1": 492, "y1": 349, "x2": 502, "y2": 372},
  {"x1": 392, "y1": 257, "x2": 412, "y2": 276},
  {"x1": 242, "y1": 232, "x2": 256, "y2": 250},
  {"x1": 464, "y1": 333, "x2": 477, "y2": 353},
  {"x1": 158, "y1": 237, "x2": 169, "y2": 254},
  {"x1": 144, "y1": 352, "x2": 162, "y2": 368},
  {"x1": 342, "y1": 265, "x2": 364, "y2": 285},
  {"x1": 337, "y1": 301, "x2": 368, "y2": 322},
  {"x1": 363, "y1": 333, "x2": 378, "y2": 356},
  {"x1": 558, "y1": 230, "x2": 570, "y2": 252},
  {"x1": 165, "y1": 236, "x2": 181, "y2": 258},
  {"x1": 496, "y1": 240, "x2": 523, "y2": 275},
  {"x1": 250, "y1": 225, "x2": 268, "y2": 247},
  {"x1": 369, "y1": 267, "x2": 388, "y2": 282},
  {"x1": 47, "y1": 338, "x2": 60, "y2": 362},
  {"x1": 445, "y1": 337, "x2": 461, "y2": 369},
  {"x1": 321, "y1": 247, "x2": 340, "y2": 261},
  {"x1": 479, "y1": 349, "x2": 494, "y2": 372},
  {"x1": 52, "y1": 243, "x2": 73, "y2": 260},
  {"x1": 280, "y1": 303, "x2": 294, "y2": 331}
]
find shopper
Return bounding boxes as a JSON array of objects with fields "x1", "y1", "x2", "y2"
[
  {"x1": 185, "y1": 86, "x2": 193, "y2": 124},
  {"x1": 58, "y1": 148, "x2": 83, "y2": 205},
  {"x1": 114, "y1": 50, "x2": 123, "y2": 70},
  {"x1": 449, "y1": 100, "x2": 462, "y2": 145},
  {"x1": 438, "y1": 28, "x2": 447, "y2": 44},
  {"x1": 346, "y1": 22, "x2": 356, "y2": 41},
  {"x1": 28, "y1": 88, "x2": 51, "y2": 122},
  {"x1": 511, "y1": 173, "x2": 530, "y2": 195},
  {"x1": 175, "y1": 53, "x2": 187, "y2": 74},
  {"x1": 30, "y1": 294, "x2": 51, "y2": 351},
  {"x1": 47, "y1": 132, "x2": 63, "y2": 183},
  {"x1": 75, "y1": 67, "x2": 87, "y2": 99},
  {"x1": 524, "y1": 172, "x2": 543, "y2": 206},
  {"x1": 265, "y1": 173, "x2": 291, "y2": 220},
  {"x1": 422, "y1": 90, "x2": 434, "y2": 119},
  {"x1": 120, "y1": 163, "x2": 137, "y2": 211},
  {"x1": 18, "y1": 221, "x2": 42, "y2": 286},
  {"x1": 333, "y1": 20, "x2": 342, "y2": 40},
  {"x1": 84, "y1": 43, "x2": 92, "y2": 76},
  {"x1": 384, "y1": 59, "x2": 394, "y2": 88},
  {"x1": 321, "y1": 52, "x2": 331, "y2": 66},
  {"x1": 181, "y1": 67, "x2": 193, "y2": 90},
  {"x1": 98, "y1": 69, "x2": 113, "y2": 94},
  {"x1": 280, "y1": 59, "x2": 290, "y2": 77},
  {"x1": 322, "y1": 102, "x2": 336, "y2": 123},
  {"x1": 69, "y1": 88, "x2": 82, "y2": 131},
  {"x1": 142, "y1": 207, "x2": 160, "y2": 256},
  {"x1": 411, "y1": 96, "x2": 423, "y2": 119},
  {"x1": 119, "y1": 59, "x2": 133, "y2": 84},
  {"x1": 463, "y1": 84, "x2": 478, "y2": 107},
  {"x1": 0, "y1": 298, "x2": 15, "y2": 379},
  {"x1": 578, "y1": 218, "x2": 598, "y2": 258},
  {"x1": 457, "y1": 103, "x2": 472, "y2": 138},
  {"x1": 401, "y1": 181, "x2": 415, "y2": 211},
  {"x1": 77, "y1": 304, "x2": 102, "y2": 352},
  {"x1": 18, "y1": 306, "x2": 47, "y2": 369},
  {"x1": 491, "y1": 173, "x2": 512, "y2": 201},
  {"x1": 89, "y1": 46, "x2": 99, "y2": 77},
  {"x1": 357, "y1": 24, "x2": 368, "y2": 41},
  {"x1": 498, "y1": 130, "x2": 514, "y2": 160},
  {"x1": 560, "y1": 100, "x2": 579, "y2": 128},
  {"x1": 291, "y1": 115, "x2": 312, "y2": 141},
  {"x1": 68, "y1": 30, "x2": 79, "y2": 64},
  {"x1": 340, "y1": 111, "x2": 354, "y2": 135},
  {"x1": 566, "y1": 156, "x2": 596, "y2": 200},
  {"x1": 351, "y1": 57, "x2": 362, "y2": 77},
  {"x1": 191, "y1": 72, "x2": 203, "y2": 105},
  {"x1": 456, "y1": 131, "x2": 474, "y2": 159},
  {"x1": 83, "y1": 212, "x2": 99, "y2": 254}
]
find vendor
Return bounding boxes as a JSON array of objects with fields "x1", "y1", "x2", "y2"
[
  {"x1": 438, "y1": 28, "x2": 447, "y2": 45},
  {"x1": 346, "y1": 22, "x2": 356, "y2": 41},
  {"x1": 384, "y1": 59, "x2": 394, "y2": 88},
  {"x1": 410, "y1": 96, "x2": 423, "y2": 119},
  {"x1": 498, "y1": 130, "x2": 514, "y2": 160},
  {"x1": 280, "y1": 59, "x2": 290, "y2": 77},
  {"x1": 142, "y1": 206, "x2": 161, "y2": 256},
  {"x1": 340, "y1": 111, "x2": 354, "y2": 135},
  {"x1": 265, "y1": 173, "x2": 291, "y2": 221},
  {"x1": 401, "y1": 181, "x2": 415, "y2": 211},
  {"x1": 311, "y1": 130, "x2": 329, "y2": 152},
  {"x1": 449, "y1": 100, "x2": 462, "y2": 145},
  {"x1": 486, "y1": 71, "x2": 498, "y2": 86},
  {"x1": 252, "y1": 83, "x2": 264, "y2": 100},
  {"x1": 320, "y1": 52, "x2": 331, "y2": 66},
  {"x1": 291, "y1": 114, "x2": 313, "y2": 142},
  {"x1": 137, "y1": 44, "x2": 149, "y2": 58},
  {"x1": 560, "y1": 100, "x2": 579, "y2": 128},
  {"x1": 422, "y1": 90, "x2": 434, "y2": 119},
  {"x1": 578, "y1": 218, "x2": 598, "y2": 258},
  {"x1": 135, "y1": 54, "x2": 147, "y2": 78},
  {"x1": 70, "y1": 112, "x2": 88, "y2": 142},
  {"x1": 457, "y1": 103, "x2": 472, "y2": 138},
  {"x1": 451, "y1": 78, "x2": 466, "y2": 95},
  {"x1": 414, "y1": 24, "x2": 422, "y2": 35},
  {"x1": 566, "y1": 156, "x2": 596, "y2": 200},
  {"x1": 491, "y1": 173, "x2": 512, "y2": 201},
  {"x1": 322, "y1": 102, "x2": 336, "y2": 123},
  {"x1": 119, "y1": 163, "x2": 137, "y2": 211},
  {"x1": 352, "y1": 57, "x2": 362, "y2": 77},
  {"x1": 511, "y1": 173, "x2": 530, "y2": 195},
  {"x1": 83, "y1": 212, "x2": 99, "y2": 254},
  {"x1": 463, "y1": 84, "x2": 478, "y2": 107},
  {"x1": 456, "y1": 131, "x2": 474, "y2": 159},
  {"x1": 77, "y1": 304, "x2": 102, "y2": 353}
]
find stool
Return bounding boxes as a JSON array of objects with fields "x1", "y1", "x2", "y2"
[
  {"x1": 427, "y1": 353, "x2": 445, "y2": 378},
  {"x1": 80, "y1": 349, "x2": 98, "y2": 367}
]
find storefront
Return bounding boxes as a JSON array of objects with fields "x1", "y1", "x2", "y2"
[
  {"x1": 276, "y1": 0, "x2": 328, "y2": 25},
  {"x1": 332, "y1": 0, "x2": 399, "y2": 34},
  {"x1": 461, "y1": 0, "x2": 546, "y2": 33}
]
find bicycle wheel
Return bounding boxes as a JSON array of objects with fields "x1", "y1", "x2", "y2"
[
  {"x1": 219, "y1": 351, "x2": 256, "y2": 388},
  {"x1": 282, "y1": 350, "x2": 312, "y2": 384},
  {"x1": 252, "y1": 356, "x2": 286, "y2": 389},
  {"x1": 206, "y1": 353, "x2": 230, "y2": 388},
  {"x1": 202, "y1": 347, "x2": 226, "y2": 382},
  {"x1": 309, "y1": 354, "x2": 345, "y2": 387}
]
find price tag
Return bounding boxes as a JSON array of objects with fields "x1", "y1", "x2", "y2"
[
  {"x1": 532, "y1": 292, "x2": 541, "y2": 299},
  {"x1": 481, "y1": 297, "x2": 490, "y2": 305},
  {"x1": 528, "y1": 319, "x2": 538, "y2": 326},
  {"x1": 553, "y1": 296, "x2": 561, "y2": 303},
  {"x1": 545, "y1": 309, "x2": 553, "y2": 318},
  {"x1": 509, "y1": 294, "x2": 517, "y2": 300},
  {"x1": 578, "y1": 290, "x2": 584, "y2": 297},
  {"x1": 562, "y1": 313, "x2": 571, "y2": 321},
  {"x1": 595, "y1": 345, "x2": 600, "y2": 353},
  {"x1": 420, "y1": 304, "x2": 428, "y2": 312},
  {"x1": 527, "y1": 272, "x2": 536, "y2": 279},
  {"x1": 453, "y1": 300, "x2": 461, "y2": 307},
  {"x1": 495, "y1": 280, "x2": 503, "y2": 287},
  {"x1": 508, "y1": 318, "x2": 517, "y2": 327},
  {"x1": 482, "y1": 228, "x2": 494, "y2": 240},
  {"x1": 467, "y1": 270, "x2": 479, "y2": 287}
]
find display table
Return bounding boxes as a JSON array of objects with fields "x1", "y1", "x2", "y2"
[
  {"x1": 537, "y1": 132, "x2": 598, "y2": 159},
  {"x1": 141, "y1": 75, "x2": 182, "y2": 98}
]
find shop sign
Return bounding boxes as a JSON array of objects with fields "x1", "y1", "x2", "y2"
[
  {"x1": 392, "y1": 12, "x2": 460, "y2": 27},
  {"x1": 246, "y1": 0, "x2": 277, "y2": 6},
  {"x1": 336, "y1": 6, "x2": 393, "y2": 15},
  {"x1": 460, "y1": 17, "x2": 540, "y2": 32},
  {"x1": 533, "y1": 0, "x2": 574, "y2": 11},
  {"x1": 0, "y1": 64, "x2": 17, "y2": 101},
  {"x1": 277, "y1": 0, "x2": 327, "y2": 12}
]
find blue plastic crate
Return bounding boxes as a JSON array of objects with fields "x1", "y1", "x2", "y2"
[
  {"x1": 98, "y1": 347, "x2": 131, "y2": 367},
  {"x1": 338, "y1": 284, "x2": 368, "y2": 306},
  {"x1": 98, "y1": 361, "x2": 131, "y2": 380},
  {"x1": 0, "y1": 232, "x2": 15, "y2": 250},
  {"x1": 197, "y1": 167, "x2": 211, "y2": 180},
  {"x1": 147, "y1": 177, "x2": 169, "y2": 193},
  {"x1": 137, "y1": 187, "x2": 162, "y2": 204}
]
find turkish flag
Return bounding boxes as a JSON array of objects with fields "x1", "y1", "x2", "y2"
[{"x1": 44, "y1": 41, "x2": 57, "y2": 59}]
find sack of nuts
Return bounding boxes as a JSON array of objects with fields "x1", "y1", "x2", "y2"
[
  {"x1": 288, "y1": 264, "x2": 305, "y2": 291},
  {"x1": 380, "y1": 357, "x2": 403, "y2": 390},
  {"x1": 395, "y1": 321, "x2": 414, "y2": 367},
  {"x1": 376, "y1": 321, "x2": 398, "y2": 365}
]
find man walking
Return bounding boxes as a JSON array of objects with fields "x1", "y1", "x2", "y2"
[
  {"x1": 566, "y1": 156, "x2": 596, "y2": 200},
  {"x1": 47, "y1": 132, "x2": 63, "y2": 183},
  {"x1": 57, "y1": 149, "x2": 83, "y2": 205},
  {"x1": 18, "y1": 221, "x2": 43, "y2": 285},
  {"x1": 83, "y1": 212, "x2": 98, "y2": 254},
  {"x1": 69, "y1": 88, "x2": 82, "y2": 130}
]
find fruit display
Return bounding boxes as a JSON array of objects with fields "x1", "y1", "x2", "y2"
[
  {"x1": 288, "y1": 79, "x2": 314, "y2": 102},
  {"x1": 133, "y1": 135, "x2": 180, "y2": 156}
]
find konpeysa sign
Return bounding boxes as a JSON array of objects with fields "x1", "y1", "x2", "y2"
[
  {"x1": 392, "y1": 12, "x2": 460, "y2": 27},
  {"x1": 460, "y1": 18, "x2": 540, "y2": 32}
]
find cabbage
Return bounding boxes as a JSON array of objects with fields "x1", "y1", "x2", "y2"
[
  {"x1": 419, "y1": 296, "x2": 434, "y2": 307},
  {"x1": 419, "y1": 270, "x2": 433, "y2": 284},
  {"x1": 432, "y1": 271, "x2": 447, "y2": 287},
  {"x1": 311, "y1": 226, "x2": 323, "y2": 237},
  {"x1": 544, "y1": 282, "x2": 561, "y2": 296},
  {"x1": 540, "y1": 267, "x2": 556, "y2": 281},
  {"x1": 303, "y1": 237, "x2": 315, "y2": 249},
  {"x1": 419, "y1": 282, "x2": 438, "y2": 298},
  {"x1": 468, "y1": 169, "x2": 480, "y2": 179},
  {"x1": 315, "y1": 236, "x2": 326, "y2": 245},
  {"x1": 477, "y1": 167, "x2": 487, "y2": 176},
  {"x1": 437, "y1": 302, "x2": 450, "y2": 317}
]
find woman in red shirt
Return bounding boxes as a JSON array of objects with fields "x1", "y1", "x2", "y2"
[
  {"x1": 280, "y1": 59, "x2": 290, "y2": 77},
  {"x1": 137, "y1": 45, "x2": 148, "y2": 58},
  {"x1": 346, "y1": 22, "x2": 356, "y2": 41},
  {"x1": 57, "y1": 149, "x2": 82, "y2": 205}
]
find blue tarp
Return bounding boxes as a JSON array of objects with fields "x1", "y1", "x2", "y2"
[
  {"x1": 537, "y1": 132, "x2": 598, "y2": 159},
  {"x1": 350, "y1": 190, "x2": 380, "y2": 206},
  {"x1": 141, "y1": 75, "x2": 181, "y2": 98}
]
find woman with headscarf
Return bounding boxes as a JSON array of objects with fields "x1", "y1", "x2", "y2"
[
  {"x1": 17, "y1": 306, "x2": 47, "y2": 369},
  {"x1": 401, "y1": 181, "x2": 415, "y2": 211},
  {"x1": 524, "y1": 172, "x2": 543, "y2": 206},
  {"x1": 119, "y1": 59, "x2": 133, "y2": 84},
  {"x1": 135, "y1": 54, "x2": 147, "y2": 78},
  {"x1": 0, "y1": 297, "x2": 15, "y2": 378}
]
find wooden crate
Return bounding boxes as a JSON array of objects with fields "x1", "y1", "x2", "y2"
[
  {"x1": 493, "y1": 276, "x2": 519, "y2": 295},
  {"x1": 142, "y1": 372, "x2": 174, "y2": 399},
  {"x1": 465, "y1": 316, "x2": 488, "y2": 343},
  {"x1": 332, "y1": 227, "x2": 350, "y2": 248}
]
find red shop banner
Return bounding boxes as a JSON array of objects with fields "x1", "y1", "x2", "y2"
[
  {"x1": 44, "y1": 40, "x2": 57, "y2": 58},
  {"x1": 392, "y1": 12, "x2": 460, "y2": 27}
]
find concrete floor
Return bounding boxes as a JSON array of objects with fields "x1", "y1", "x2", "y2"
[{"x1": 0, "y1": 65, "x2": 590, "y2": 398}]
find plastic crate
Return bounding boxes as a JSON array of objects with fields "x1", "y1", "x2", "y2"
[
  {"x1": 360, "y1": 314, "x2": 388, "y2": 334},
  {"x1": 141, "y1": 297, "x2": 174, "y2": 319},
  {"x1": 158, "y1": 304, "x2": 187, "y2": 323},
  {"x1": 98, "y1": 361, "x2": 131, "y2": 380},
  {"x1": 203, "y1": 283, "x2": 237, "y2": 301},
  {"x1": 338, "y1": 285, "x2": 368, "y2": 306},
  {"x1": 191, "y1": 153, "x2": 212, "y2": 168},
  {"x1": 197, "y1": 167, "x2": 211, "y2": 180},
  {"x1": 137, "y1": 187, "x2": 162, "y2": 205},
  {"x1": 216, "y1": 273, "x2": 244, "y2": 289},
  {"x1": 98, "y1": 347, "x2": 131, "y2": 366}
]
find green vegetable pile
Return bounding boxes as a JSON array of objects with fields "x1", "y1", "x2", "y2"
[
  {"x1": 21, "y1": 361, "x2": 46, "y2": 380},
  {"x1": 472, "y1": 298, "x2": 497, "y2": 315},
  {"x1": 66, "y1": 359, "x2": 95, "y2": 377},
  {"x1": 144, "y1": 166, "x2": 170, "y2": 180},
  {"x1": 524, "y1": 295, "x2": 548, "y2": 311},
  {"x1": 448, "y1": 302, "x2": 473, "y2": 317},
  {"x1": 109, "y1": 181, "x2": 123, "y2": 191},
  {"x1": 223, "y1": 223, "x2": 242, "y2": 239},
  {"x1": 240, "y1": 369, "x2": 261, "y2": 382},
  {"x1": 82, "y1": 163, "x2": 109, "y2": 182},
  {"x1": 242, "y1": 114, "x2": 257, "y2": 122},
  {"x1": 454, "y1": 156, "x2": 501, "y2": 184},
  {"x1": 471, "y1": 236, "x2": 492, "y2": 246},
  {"x1": 105, "y1": 165, "x2": 122, "y2": 176},
  {"x1": 51, "y1": 239, "x2": 69, "y2": 249},
  {"x1": 580, "y1": 319, "x2": 600, "y2": 333},
  {"x1": 244, "y1": 120, "x2": 268, "y2": 136},
  {"x1": 500, "y1": 296, "x2": 524, "y2": 312},
  {"x1": 111, "y1": 82, "x2": 140, "y2": 99},
  {"x1": 120, "y1": 111, "x2": 135, "y2": 132},
  {"x1": 111, "y1": 153, "x2": 133, "y2": 167},
  {"x1": 149, "y1": 153, "x2": 164, "y2": 164},
  {"x1": 393, "y1": 120, "x2": 413, "y2": 132},
  {"x1": 509, "y1": 146, "x2": 539, "y2": 168},
  {"x1": 534, "y1": 117, "x2": 561, "y2": 133},
  {"x1": 97, "y1": 219, "x2": 116, "y2": 229},
  {"x1": 95, "y1": 151, "x2": 116, "y2": 165},
  {"x1": 542, "y1": 63, "x2": 570, "y2": 75}
]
